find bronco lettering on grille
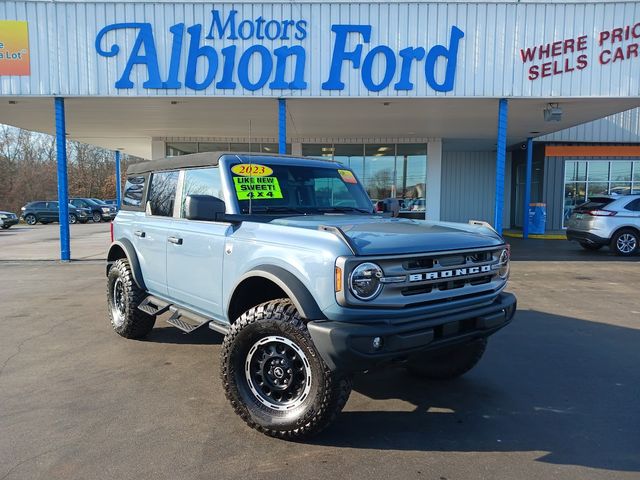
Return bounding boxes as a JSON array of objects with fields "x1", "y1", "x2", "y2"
[{"x1": 408, "y1": 264, "x2": 492, "y2": 282}]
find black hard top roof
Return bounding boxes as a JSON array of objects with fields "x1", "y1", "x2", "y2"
[{"x1": 126, "y1": 152, "x2": 337, "y2": 175}]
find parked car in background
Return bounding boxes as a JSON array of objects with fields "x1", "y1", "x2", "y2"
[
  {"x1": 566, "y1": 195, "x2": 640, "y2": 256},
  {"x1": 20, "y1": 201, "x2": 89, "y2": 225},
  {"x1": 407, "y1": 198, "x2": 426, "y2": 212},
  {"x1": 93, "y1": 198, "x2": 120, "y2": 212},
  {"x1": 0, "y1": 211, "x2": 19, "y2": 229},
  {"x1": 70, "y1": 197, "x2": 117, "y2": 222},
  {"x1": 375, "y1": 198, "x2": 400, "y2": 217}
]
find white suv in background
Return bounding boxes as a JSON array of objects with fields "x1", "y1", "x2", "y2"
[{"x1": 566, "y1": 195, "x2": 640, "y2": 256}]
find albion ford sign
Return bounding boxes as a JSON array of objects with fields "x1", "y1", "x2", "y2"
[{"x1": 95, "y1": 9, "x2": 464, "y2": 93}]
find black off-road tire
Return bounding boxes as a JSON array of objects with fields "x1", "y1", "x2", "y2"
[
  {"x1": 579, "y1": 242, "x2": 602, "y2": 251},
  {"x1": 407, "y1": 338, "x2": 488, "y2": 380},
  {"x1": 221, "y1": 299, "x2": 352, "y2": 439},
  {"x1": 107, "y1": 259, "x2": 155, "y2": 339},
  {"x1": 610, "y1": 229, "x2": 639, "y2": 256}
]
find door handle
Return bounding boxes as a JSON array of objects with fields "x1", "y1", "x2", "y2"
[
  {"x1": 168, "y1": 236, "x2": 183, "y2": 245},
  {"x1": 134, "y1": 230, "x2": 146, "y2": 238}
]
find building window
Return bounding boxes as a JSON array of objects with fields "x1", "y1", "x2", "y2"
[
  {"x1": 396, "y1": 144, "x2": 427, "y2": 212},
  {"x1": 301, "y1": 143, "x2": 427, "y2": 211},
  {"x1": 166, "y1": 142, "x2": 291, "y2": 156},
  {"x1": 563, "y1": 160, "x2": 640, "y2": 226},
  {"x1": 302, "y1": 144, "x2": 335, "y2": 159},
  {"x1": 166, "y1": 142, "x2": 197, "y2": 156}
]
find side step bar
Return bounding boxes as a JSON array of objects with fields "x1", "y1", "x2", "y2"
[
  {"x1": 138, "y1": 295, "x2": 229, "y2": 335},
  {"x1": 138, "y1": 296, "x2": 171, "y2": 316}
]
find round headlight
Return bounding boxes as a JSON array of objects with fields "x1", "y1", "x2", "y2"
[
  {"x1": 498, "y1": 249, "x2": 510, "y2": 280},
  {"x1": 349, "y1": 262, "x2": 383, "y2": 301}
]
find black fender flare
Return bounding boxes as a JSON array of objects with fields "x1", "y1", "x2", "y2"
[
  {"x1": 106, "y1": 239, "x2": 146, "y2": 290},
  {"x1": 231, "y1": 265, "x2": 326, "y2": 321}
]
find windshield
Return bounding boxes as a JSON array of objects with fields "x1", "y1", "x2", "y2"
[
  {"x1": 228, "y1": 161, "x2": 374, "y2": 215},
  {"x1": 91, "y1": 198, "x2": 106, "y2": 205}
]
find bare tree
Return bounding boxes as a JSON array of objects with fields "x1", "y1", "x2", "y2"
[{"x1": 0, "y1": 125, "x2": 143, "y2": 214}]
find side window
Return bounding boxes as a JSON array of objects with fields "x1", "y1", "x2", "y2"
[
  {"x1": 625, "y1": 199, "x2": 640, "y2": 211},
  {"x1": 181, "y1": 167, "x2": 223, "y2": 218},
  {"x1": 47, "y1": 202, "x2": 59, "y2": 209},
  {"x1": 123, "y1": 175, "x2": 146, "y2": 207},
  {"x1": 148, "y1": 171, "x2": 179, "y2": 217},
  {"x1": 32, "y1": 202, "x2": 45, "y2": 209}
]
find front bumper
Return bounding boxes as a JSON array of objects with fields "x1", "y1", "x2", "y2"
[
  {"x1": 307, "y1": 292, "x2": 517, "y2": 372},
  {"x1": 1, "y1": 217, "x2": 19, "y2": 227},
  {"x1": 566, "y1": 229, "x2": 609, "y2": 246},
  {"x1": 101, "y1": 212, "x2": 116, "y2": 220}
]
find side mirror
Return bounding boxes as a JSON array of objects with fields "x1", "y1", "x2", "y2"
[
  {"x1": 375, "y1": 200, "x2": 387, "y2": 213},
  {"x1": 184, "y1": 194, "x2": 226, "y2": 221}
]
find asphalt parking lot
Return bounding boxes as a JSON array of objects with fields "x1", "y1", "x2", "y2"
[
  {"x1": 0, "y1": 222, "x2": 109, "y2": 261},
  {"x1": 1, "y1": 225, "x2": 639, "y2": 480}
]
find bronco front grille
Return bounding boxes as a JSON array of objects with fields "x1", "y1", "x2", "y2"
[{"x1": 339, "y1": 245, "x2": 507, "y2": 309}]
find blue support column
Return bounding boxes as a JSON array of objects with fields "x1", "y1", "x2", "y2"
[
  {"x1": 115, "y1": 150, "x2": 122, "y2": 209},
  {"x1": 523, "y1": 137, "x2": 534, "y2": 239},
  {"x1": 278, "y1": 98, "x2": 286, "y2": 154},
  {"x1": 55, "y1": 97, "x2": 70, "y2": 261},
  {"x1": 494, "y1": 98, "x2": 509, "y2": 234}
]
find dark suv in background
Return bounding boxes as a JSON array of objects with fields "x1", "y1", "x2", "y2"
[
  {"x1": 20, "y1": 201, "x2": 89, "y2": 225},
  {"x1": 70, "y1": 198, "x2": 117, "y2": 222}
]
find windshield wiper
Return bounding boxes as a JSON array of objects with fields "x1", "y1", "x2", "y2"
[
  {"x1": 316, "y1": 206, "x2": 372, "y2": 214},
  {"x1": 244, "y1": 206, "x2": 308, "y2": 215}
]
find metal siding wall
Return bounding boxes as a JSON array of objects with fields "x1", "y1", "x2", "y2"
[
  {"x1": 542, "y1": 155, "x2": 565, "y2": 231},
  {"x1": 1, "y1": 1, "x2": 639, "y2": 97},
  {"x1": 441, "y1": 150, "x2": 496, "y2": 224},
  {"x1": 540, "y1": 108, "x2": 640, "y2": 143}
]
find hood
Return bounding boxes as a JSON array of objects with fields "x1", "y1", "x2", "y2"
[{"x1": 270, "y1": 215, "x2": 504, "y2": 255}]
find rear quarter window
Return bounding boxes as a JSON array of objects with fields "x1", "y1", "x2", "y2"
[
  {"x1": 574, "y1": 198, "x2": 615, "y2": 212},
  {"x1": 123, "y1": 175, "x2": 147, "y2": 208},
  {"x1": 625, "y1": 198, "x2": 640, "y2": 212}
]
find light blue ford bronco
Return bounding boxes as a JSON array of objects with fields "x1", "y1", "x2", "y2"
[{"x1": 106, "y1": 152, "x2": 516, "y2": 439}]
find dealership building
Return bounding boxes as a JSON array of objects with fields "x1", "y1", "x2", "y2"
[{"x1": 1, "y1": 0, "x2": 640, "y2": 257}]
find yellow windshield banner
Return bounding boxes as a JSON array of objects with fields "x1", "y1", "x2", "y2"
[
  {"x1": 231, "y1": 164, "x2": 273, "y2": 177},
  {"x1": 233, "y1": 176, "x2": 283, "y2": 200}
]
